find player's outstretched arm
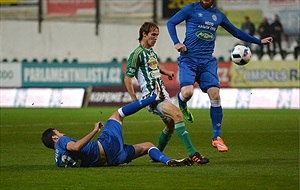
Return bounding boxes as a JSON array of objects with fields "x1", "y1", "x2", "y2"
[{"x1": 261, "y1": 37, "x2": 273, "y2": 45}]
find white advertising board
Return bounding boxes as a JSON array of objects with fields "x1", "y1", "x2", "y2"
[
  {"x1": 0, "y1": 63, "x2": 22, "y2": 87},
  {"x1": 188, "y1": 88, "x2": 299, "y2": 109},
  {"x1": 0, "y1": 88, "x2": 84, "y2": 108}
]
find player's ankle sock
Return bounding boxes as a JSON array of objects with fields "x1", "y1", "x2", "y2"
[
  {"x1": 177, "y1": 92, "x2": 187, "y2": 109},
  {"x1": 210, "y1": 100, "x2": 223, "y2": 140},
  {"x1": 118, "y1": 94, "x2": 157, "y2": 117},
  {"x1": 175, "y1": 121, "x2": 197, "y2": 156},
  {"x1": 148, "y1": 147, "x2": 171, "y2": 165},
  {"x1": 157, "y1": 128, "x2": 173, "y2": 152}
]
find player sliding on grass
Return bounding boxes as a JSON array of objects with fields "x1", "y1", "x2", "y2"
[
  {"x1": 41, "y1": 83, "x2": 193, "y2": 167},
  {"x1": 124, "y1": 22, "x2": 209, "y2": 164},
  {"x1": 167, "y1": 0, "x2": 273, "y2": 152}
]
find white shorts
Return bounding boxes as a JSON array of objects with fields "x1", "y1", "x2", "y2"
[{"x1": 143, "y1": 88, "x2": 172, "y2": 123}]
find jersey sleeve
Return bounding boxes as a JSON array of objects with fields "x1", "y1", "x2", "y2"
[
  {"x1": 167, "y1": 4, "x2": 192, "y2": 45},
  {"x1": 57, "y1": 136, "x2": 72, "y2": 148},
  {"x1": 220, "y1": 13, "x2": 261, "y2": 45},
  {"x1": 126, "y1": 48, "x2": 142, "y2": 78}
]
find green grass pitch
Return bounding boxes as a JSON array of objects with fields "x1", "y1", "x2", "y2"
[{"x1": 0, "y1": 108, "x2": 299, "y2": 190}]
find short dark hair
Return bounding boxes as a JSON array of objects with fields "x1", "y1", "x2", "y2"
[
  {"x1": 138, "y1": 22, "x2": 159, "y2": 42},
  {"x1": 41, "y1": 128, "x2": 55, "y2": 149}
]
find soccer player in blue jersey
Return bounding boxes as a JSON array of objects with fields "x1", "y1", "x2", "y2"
[
  {"x1": 166, "y1": 0, "x2": 273, "y2": 152},
  {"x1": 41, "y1": 84, "x2": 193, "y2": 167}
]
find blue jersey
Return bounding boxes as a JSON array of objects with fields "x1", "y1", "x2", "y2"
[
  {"x1": 55, "y1": 136, "x2": 99, "y2": 167},
  {"x1": 167, "y1": 2, "x2": 261, "y2": 57},
  {"x1": 54, "y1": 120, "x2": 135, "y2": 167}
]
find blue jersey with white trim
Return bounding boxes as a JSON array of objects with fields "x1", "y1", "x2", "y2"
[
  {"x1": 167, "y1": 2, "x2": 261, "y2": 57},
  {"x1": 55, "y1": 136, "x2": 99, "y2": 167}
]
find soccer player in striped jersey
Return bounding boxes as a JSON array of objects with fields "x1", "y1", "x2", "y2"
[
  {"x1": 124, "y1": 22, "x2": 209, "y2": 164},
  {"x1": 41, "y1": 84, "x2": 193, "y2": 167},
  {"x1": 167, "y1": 0, "x2": 273, "y2": 152}
]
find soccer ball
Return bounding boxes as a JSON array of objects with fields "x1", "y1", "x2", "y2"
[{"x1": 230, "y1": 45, "x2": 252, "y2": 65}]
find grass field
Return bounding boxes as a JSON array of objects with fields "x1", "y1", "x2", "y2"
[{"x1": 0, "y1": 108, "x2": 299, "y2": 190}]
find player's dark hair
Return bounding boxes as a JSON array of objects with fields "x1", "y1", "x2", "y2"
[
  {"x1": 138, "y1": 22, "x2": 159, "y2": 42},
  {"x1": 41, "y1": 128, "x2": 55, "y2": 149}
]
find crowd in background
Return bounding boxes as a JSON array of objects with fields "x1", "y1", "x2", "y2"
[{"x1": 241, "y1": 14, "x2": 299, "y2": 60}]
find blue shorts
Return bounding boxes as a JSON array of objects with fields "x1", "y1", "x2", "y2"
[
  {"x1": 178, "y1": 56, "x2": 220, "y2": 93},
  {"x1": 98, "y1": 119, "x2": 135, "y2": 166}
]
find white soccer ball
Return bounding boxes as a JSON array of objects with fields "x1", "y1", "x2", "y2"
[{"x1": 230, "y1": 45, "x2": 252, "y2": 65}]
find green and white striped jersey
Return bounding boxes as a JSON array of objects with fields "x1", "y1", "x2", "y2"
[{"x1": 126, "y1": 44, "x2": 165, "y2": 97}]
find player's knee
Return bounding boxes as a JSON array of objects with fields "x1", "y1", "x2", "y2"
[
  {"x1": 210, "y1": 93, "x2": 220, "y2": 100},
  {"x1": 165, "y1": 125, "x2": 175, "y2": 133},
  {"x1": 181, "y1": 86, "x2": 194, "y2": 99},
  {"x1": 182, "y1": 90, "x2": 193, "y2": 99},
  {"x1": 145, "y1": 142, "x2": 155, "y2": 149},
  {"x1": 172, "y1": 108, "x2": 184, "y2": 122},
  {"x1": 109, "y1": 110, "x2": 124, "y2": 123},
  {"x1": 208, "y1": 88, "x2": 220, "y2": 100}
]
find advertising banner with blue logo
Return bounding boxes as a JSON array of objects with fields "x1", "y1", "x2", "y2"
[{"x1": 22, "y1": 63, "x2": 123, "y2": 87}]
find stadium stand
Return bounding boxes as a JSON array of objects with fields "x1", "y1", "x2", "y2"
[
  {"x1": 62, "y1": 58, "x2": 69, "y2": 64},
  {"x1": 261, "y1": 54, "x2": 271, "y2": 61},
  {"x1": 111, "y1": 57, "x2": 118, "y2": 63},
  {"x1": 52, "y1": 58, "x2": 59, "y2": 64},
  {"x1": 21, "y1": 58, "x2": 28, "y2": 64},
  {"x1": 71, "y1": 58, "x2": 78, "y2": 64},
  {"x1": 31, "y1": 58, "x2": 39, "y2": 64},
  {"x1": 273, "y1": 53, "x2": 283, "y2": 61},
  {"x1": 42, "y1": 58, "x2": 48, "y2": 64},
  {"x1": 166, "y1": 57, "x2": 173, "y2": 62},
  {"x1": 251, "y1": 54, "x2": 259, "y2": 61},
  {"x1": 285, "y1": 53, "x2": 295, "y2": 61},
  {"x1": 12, "y1": 58, "x2": 19, "y2": 63},
  {"x1": 218, "y1": 56, "x2": 224, "y2": 62}
]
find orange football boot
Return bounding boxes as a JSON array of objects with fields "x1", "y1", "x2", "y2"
[{"x1": 212, "y1": 136, "x2": 228, "y2": 152}]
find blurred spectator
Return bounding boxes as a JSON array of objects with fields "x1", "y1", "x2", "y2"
[
  {"x1": 241, "y1": 16, "x2": 255, "y2": 49},
  {"x1": 271, "y1": 14, "x2": 284, "y2": 59},
  {"x1": 294, "y1": 37, "x2": 300, "y2": 59},
  {"x1": 258, "y1": 17, "x2": 272, "y2": 59}
]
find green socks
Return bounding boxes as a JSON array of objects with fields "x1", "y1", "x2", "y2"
[
  {"x1": 175, "y1": 121, "x2": 197, "y2": 156},
  {"x1": 157, "y1": 129, "x2": 172, "y2": 152}
]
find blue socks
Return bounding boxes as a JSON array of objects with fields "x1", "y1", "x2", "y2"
[
  {"x1": 148, "y1": 147, "x2": 171, "y2": 165},
  {"x1": 118, "y1": 94, "x2": 157, "y2": 117},
  {"x1": 210, "y1": 106, "x2": 223, "y2": 140},
  {"x1": 177, "y1": 92, "x2": 187, "y2": 108}
]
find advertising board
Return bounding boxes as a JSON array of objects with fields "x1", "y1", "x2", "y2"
[
  {"x1": 0, "y1": 88, "x2": 84, "y2": 108},
  {"x1": 22, "y1": 63, "x2": 122, "y2": 88},
  {"x1": 0, "y1": 63, "x2": 22, "y2": 87}
]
